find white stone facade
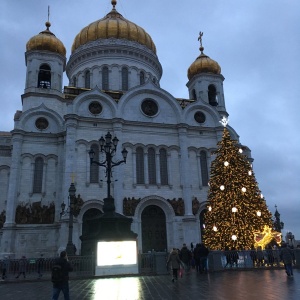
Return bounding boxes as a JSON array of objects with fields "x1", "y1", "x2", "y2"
[{"x1": 0, "y1": 6, "x2": 251, "y2": 258}]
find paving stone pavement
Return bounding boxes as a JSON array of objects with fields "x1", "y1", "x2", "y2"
[{"x1": 1, "y1": 269, "x2": 299, "y2": 300}]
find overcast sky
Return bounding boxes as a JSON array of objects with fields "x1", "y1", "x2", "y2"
[{"x1": 0, "y1": 0, "x2": 299, "y2": 241}]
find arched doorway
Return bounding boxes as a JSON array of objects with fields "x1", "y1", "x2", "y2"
[
  {"x1": 141, "y1": 205, "x2": 167, "y2": 253},
  {"x1": 81, "y1": 208, "x2": 103, "y2": 255}
]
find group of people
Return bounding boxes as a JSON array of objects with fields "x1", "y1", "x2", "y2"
[{"x1": 166, "y1": 243, "x2": 209, "y2": 282}]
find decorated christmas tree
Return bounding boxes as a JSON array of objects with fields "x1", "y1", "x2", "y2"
[{"x1": 203, "y1": 117, "x2": 273, "y2": 250}]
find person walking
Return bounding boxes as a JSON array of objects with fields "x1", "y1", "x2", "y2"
[
  {"x1": 2, "y1": 256, "x2": 10, "y2": 280},
  {"x1": 166, "y1": 248, "x2": 181, "y2": 282},
  {"x1": 198, "y1": 243, "x2": 209, "y2": 273},
  {"x1": 37, "y1": 254, "x2": 44, "y2": 278},
  {"x1": 180, "y1": 243, "x2": 191, "y2": 272},
  {"x1": 15, "y1": 256, "x2": 27, "y2": 279},
  {"x1": 51, "y1": 250, "x2": 73, "y2": 300},
  {"x1": 280, "y1": 243, "x2": 294, "y2": 277}
]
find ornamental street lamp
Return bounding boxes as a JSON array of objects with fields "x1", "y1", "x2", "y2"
[
  {"x1": 60, "y1": 182, "x2": 83, "y2": 256},
  {"x1": 88, "y1": 131, "x2": 128, "y2": 212}
]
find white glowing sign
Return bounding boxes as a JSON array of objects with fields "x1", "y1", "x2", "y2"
[{"x1": 97, "y1": 241, "x2": 137, "y2": 266}]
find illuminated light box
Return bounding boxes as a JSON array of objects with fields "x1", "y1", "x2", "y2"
[
  {"x1": 97, "y1": 241, "x2": 137, "y2": 266},
  {"x1": 95, "y1": 240, "x2": 139, "y2": 276}
]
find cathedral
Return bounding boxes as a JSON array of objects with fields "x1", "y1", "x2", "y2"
[{"x1": 0, "y1": 1, "x2": 251, "y2": 257}]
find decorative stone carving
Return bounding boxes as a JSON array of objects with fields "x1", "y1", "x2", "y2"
[
  {"x1": 192, "y1": 197, "x2": 200, "y2": 215},
  {"x1": 123, "y1": 197, "x2": 141, "y2": 216},
  {"x1": 166, "y1": 198, "x2": 185, "y2": 216},
  {"x1": 15, "y1": 201, "x2": 55, "y2": 224}
]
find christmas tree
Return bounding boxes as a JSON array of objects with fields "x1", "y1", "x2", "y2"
[{"x1": 203, "y1": 117, "x2": 273, "y2": 250}]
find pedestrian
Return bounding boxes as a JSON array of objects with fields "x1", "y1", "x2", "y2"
[
  {"x1": 37, "y1": 254, "x2": 44, "y2": 278},
  {"x1": 224, "y1": 246, "x2": 232, "y2": 268},
  {"x1": 198, "y1": 243, "x2": 209, "y2": 273},
  {"x1": 280, "y1": 243, "x2": 294, "y2": 277},
  {"x1": 2, "y1": 256, "x2": 10, "y2": 280},
  {"x1": 250, "y1": 246, "x2": 257, "y2": 267},
  {"x1": 166, "y1": 248, "x2": 181, "y2": 282},
  {"x1": 15, "y1": 256, "x2": 27, "y2": 279},
  {"x1": 179, "y1": 243, "x2": 191, "y2": 272},
  {"x1": 51, "y1": 250, "x2": 73, "y2": 300}
]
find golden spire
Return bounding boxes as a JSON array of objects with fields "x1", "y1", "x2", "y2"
[
  {"x1": 198, "y1": 31, "x2": 204, "y2": 53},
  {"x1": 45, "y1": 5, "x2": 51, "y2": 31}
]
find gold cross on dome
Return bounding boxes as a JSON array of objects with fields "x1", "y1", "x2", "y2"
[{"x1": 198, "y1": 31, "x2": 203, "y2": 48}]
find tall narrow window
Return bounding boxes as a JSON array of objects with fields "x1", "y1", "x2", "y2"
[
  {"x1": 136, "y1": 147, "x2": 145, "y2": 184},
  {"x1": 192, "y1": 89, "x2": 197, "y2": 100},
  {"x1": 159, "y1": 148, "x2": 168, "y2": 185},
  {"x1": 72, "y1": 76, "x2": 77, "y2": 87},
  {"x1": 33, "y1": 157, "x2": 44, "y2": 193},
  {"x1": 90, "y1": 144, "x2": 99, "y2": 183},
  {"x1": 148, "y1": 148, "x2": 156, "y2": 184},
  {"x1": 140, "y1": 71, "x2": 145, "y2": 85},
  {"x1": 102, "y1": 66, "x2": 109, "y2": 90},
  {"x1": 122, "y1": 67, "x2": 129, "y2": 91},
  {"x1": 38, "y1": 64, "x2": 51, "y2": 89},
  {"x1": 200, "y1": 151, "x2": 209, "y2": 186},
  {"x1": 208, "y1": 84, "x2": 218, "y2": 106},
  {"x1": 85, "y1": 70, "x2": 90, "y2": 88}
]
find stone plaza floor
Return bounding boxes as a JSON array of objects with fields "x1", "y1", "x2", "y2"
[{"x1": 0, "y1": 268, "x2": 299, "y2": 300}]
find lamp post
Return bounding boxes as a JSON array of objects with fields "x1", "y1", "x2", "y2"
[
  {"x1": 88, "y1": 131, "x2": 128, "y2": 212},
  {"x1": 61, "y1": 182, "x2": 83, "y2": 256}
]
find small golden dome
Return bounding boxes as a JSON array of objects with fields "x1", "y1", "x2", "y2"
[
  {"x1": 188, "y1": 46, "x2": 221, "y2": 80},
  {"x1": 26, "y1": 22, "x2": 66, "y2": 56},
  {"x1": 71, "y1": 2, "x2": 156, "y2": 54}
]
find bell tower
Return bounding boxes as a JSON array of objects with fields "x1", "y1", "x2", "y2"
[
  {"x1": 187, "y1": 32, "x2": 227, "y2": 115},
  {"x1": 24, "y1": 20, "x2": 66, "y2": 97}
]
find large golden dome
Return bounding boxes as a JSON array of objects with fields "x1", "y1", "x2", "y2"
[
  {"x1": 71, "y1": 1, "x2": 156, "y2": 54},
  {"x1": 26, "y1": 21, "x2": 66, "y2": 56},
  {"x1": 188, "y1": 46, "x2": 221, "y2": 80}
]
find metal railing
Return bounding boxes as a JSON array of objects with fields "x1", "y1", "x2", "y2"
[
  {"x1": 1, "y1": 249, "x2": 297, "y2": 281},
  {"x1": 0, "y1": 255, "x2": 95, "y2": 281}
]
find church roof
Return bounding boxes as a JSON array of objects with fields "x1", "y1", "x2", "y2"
[
  {"x1": 26, "y1": 21, "x2": 66, "y2": 56},
  {"x1": 71, "y1": 0, "x2": 156, "y2": 54}
]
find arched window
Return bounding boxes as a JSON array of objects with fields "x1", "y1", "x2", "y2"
[
  {"x1": 200, "y1": 150, "x2": 209, "y2": 186},
  {"x1": 136, "y1": 147, "x2": 145, "y2": 184},
  {"x1": 140, "y1": 72, "x2": 145, "y2": 85},
  {"x1": 33, "y1": 157, "x2": 44, "y2": 193},
  {"x1": 72, "y1": 76, "x2": 77, "y2": 87},
  {"x1": 90, "y1": 144, "x2": 99, "y2": 183},
  {"x1": 102, "y1": 66, "x2": 109, "y2": 90},
  {"x1": 208, "y1": 84, "x2": 218, "y2": 106},
  {"x1": 192, "y1": 89, "x2": 197, "y2": 100},
  {"x1": 85, "y1": 70, "x2": 90, "y2": 89},
  {"x1": 38, "y1": 64, "x2": 51, "y2": 89},
  {"x1": 159, "y1": 148, "x2": 168, "y2": 185},
  {"x1": 148, "y1": 147, "x2": 156, "y2": 184},
  {"x1": 122, "y1": 67, "x2": 129, "y2": 91}
]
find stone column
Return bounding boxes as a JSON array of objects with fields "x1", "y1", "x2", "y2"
[
  {"x1": 4, "y1": 134, "x2": 23, "y2": 225},
  {"x1": 2, "y1": 133, "x2": 23, "y2": 254},
  {"x1": 178, "y1": 127, "x2": 193, "y2": 216}
]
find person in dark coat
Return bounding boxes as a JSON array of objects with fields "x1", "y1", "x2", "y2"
[
  {"x1": 167, "y1": 248, "x2": 181, "y2": 282},
  {"x1": 37, "y1": 254, "x2": 44, "y2": 278},
  {"x1": 280, "y1": 243, "x2": 294, "y2": 277},
  {"x1": 52, "y1": 251, "x2": 73, "y2": 300},
  {"x1": 198, "y1": 243, "x2": 209, "y2": 273},
  {"x1": 180, "y1": 243, "x2": 191, "y2": 271},
  {"x1": 15, "y1": 256, "x2": 27, "y2": 279}
]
